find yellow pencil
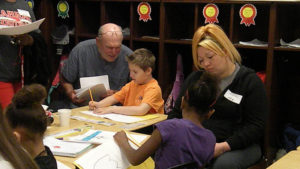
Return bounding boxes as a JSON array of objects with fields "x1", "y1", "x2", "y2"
[
  {"x1": 89, "y1": 88, "x2": 94, "y2": 102},
  {"x1": 123, "y1": 130, "x2": 141, "y2": 147}
]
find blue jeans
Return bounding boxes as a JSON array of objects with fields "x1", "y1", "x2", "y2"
[{"x1": 209, "y1": 144, "x2": 262, "y2": 169}]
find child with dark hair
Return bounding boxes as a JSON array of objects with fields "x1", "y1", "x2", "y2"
[
  {"x1": 0, "y1": 105, "x2": 39, "y2": 169},
  {"x1": 114, "y1": 72, "x2": 217, "y2": 169},
  {"x1": 5, "y1": 84, "x2": 57, "y2": 169}
]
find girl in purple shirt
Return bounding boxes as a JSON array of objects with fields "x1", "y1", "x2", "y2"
[{"x1": 114, "y1": 72, "x2": 217, "y2": 169}]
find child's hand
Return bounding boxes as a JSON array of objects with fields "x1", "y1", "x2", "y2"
[
  {"x1": 214, "y1": 142, "x2": 231, "y2": 157},
  {"x1": 93, "y1": 106, "x2": 114, "y2": 114},
  {"x1": 114, "y1": 131, "x2": 129, "y2": 146},
  {"x1": 89, "y1": 101, "x2": 96, "y2": 110}
]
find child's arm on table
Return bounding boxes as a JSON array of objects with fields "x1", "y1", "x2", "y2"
[
  {"x1": 93, "y1": 103, "x2": 151, "y2": 115},
  {"x1": 114, "y1": 129, "x2": 161, "y2": 166},
  {"x1": 89, "y1": 95, "x2": 119, "y2": 110}
]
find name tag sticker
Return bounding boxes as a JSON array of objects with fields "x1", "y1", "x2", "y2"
[
  {"x1": 18, "y1": 9, "x2": 31, "y2": 17},
  {"x1": 224, "y1": 90, "x2": 243, "y2": 104}
]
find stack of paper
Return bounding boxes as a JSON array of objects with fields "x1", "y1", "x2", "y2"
[
  {"x1": 280, "y1": 39, "x2": 300, "y2": 48},
  {"x1": 239, "y1": 39, "x2": 268, "y2": 47},
  {"x1": 80, "y1": 111, "x2": 159, "y2": 123},
  {"x1": 80, "y1": 75, "x2": 110, "y2": 89},
  {"x1": 43, "y1": 137, "x2": 92, "y2": 157},
  {"x1": 74, "y1": 75, "x2": 110, "y2": 102},
  {"x1": 74, "y1": 84, "x2": 106, "y2": 101}
]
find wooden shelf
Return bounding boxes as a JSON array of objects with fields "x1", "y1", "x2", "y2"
[
  {"x1": 164, "y1": 39, "x2": 192, "y2": 45},
  {"x1": 234, "y1": 44, "x2": 269, "y2": 50},
  {"x1": 77, "y1": 33, "x2": 97, "y2": 39},
  {"x1": 123, "y1": 36, "x2": 130, "y2": 41},
  {"x1": 274, "y1": 47, "x2": 300, "y2": 52},
  {"x1": 133, "y1": 37, "x2": 160, "y2": 43}
]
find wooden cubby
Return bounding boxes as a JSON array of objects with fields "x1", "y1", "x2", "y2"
[
  {"x1": 36, "y1": 0, "x2": 300, "y2": 167},
  {"x1": 197, "y1": 3, "x2": 231, "y2": 34},
  {"x1": 232, "y1": 3, "x2": 270, "y2": 44},
  {"x1": 75, "y1": 1, "x2": 101, "y2": 40},
  {"x1": 164, "y1": 3, "x2": 195, "y2": 41},
  {"x1": 132, "y1": 2, "x2": 160, "y2": 40}
]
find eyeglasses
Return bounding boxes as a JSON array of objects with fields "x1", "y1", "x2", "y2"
[{"x1": 98, "y1": 31, "x2": 123, "y2": 37}]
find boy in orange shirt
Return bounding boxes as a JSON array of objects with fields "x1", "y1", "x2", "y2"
[{"x1": 89, "y1": 48, "x2": 164, "y2": 115}]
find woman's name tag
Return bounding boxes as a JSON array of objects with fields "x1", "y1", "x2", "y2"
[{"x1": 224, "y1": 90, "x2": 243, "y2": 104}]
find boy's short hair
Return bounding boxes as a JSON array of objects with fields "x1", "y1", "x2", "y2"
[{"x1": 126, "y1": 48, "x2": 155, "y2": 71}]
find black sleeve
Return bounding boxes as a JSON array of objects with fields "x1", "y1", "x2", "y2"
[
  {"x1": 23, "y1": 32, "x2": 50, "y2": 86},
  {"x1": 226, "y1": 73, "x2": 268, "y2": 150},
  {"x1": 167, "y1": 70, "x2": 204, "y2": 119}
]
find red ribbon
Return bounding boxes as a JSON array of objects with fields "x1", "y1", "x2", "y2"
[
  {"x1": 240, "y1": 4, "x2": 257, "y2": 27},
  {"x1": 137, "y1": 2, "x2": 152, "y2": 22},
  {"x1": 203, "y1": 4, "x2": 219, "y2": 24}
]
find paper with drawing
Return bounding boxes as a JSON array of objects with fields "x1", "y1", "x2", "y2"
[{"x1": 74, "y1": 139, "x2": 130, "y2": 169}]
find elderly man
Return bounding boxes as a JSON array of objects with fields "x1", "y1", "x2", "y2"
[{"x1": 61, "y1": 23, "x2": 132, "y2": 106}]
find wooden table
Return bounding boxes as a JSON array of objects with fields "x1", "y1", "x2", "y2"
[
  {"x1": 47, "y1": 106, "x2": 167, "y2": 134},
  {"x1": 46, "y1": 106, "x2": 167, "y2": 168},
  {"x1": 267, "y1": 147, "x2": 300, "y2": 169}
]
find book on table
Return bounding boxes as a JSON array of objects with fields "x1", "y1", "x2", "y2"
[{"x1": 43, "y1": 136, "x2": 93, "y2": 157}]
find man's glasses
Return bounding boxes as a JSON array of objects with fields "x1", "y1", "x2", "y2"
[{"x1": 98, "y1": 31, "x2": 123, "y2": 37}]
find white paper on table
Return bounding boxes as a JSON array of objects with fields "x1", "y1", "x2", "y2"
[
  {"x1": 56, "y1": 161, "x2": 71, "y2": 169},
  {"x1": 80, "y1": 75, "x2": 110, "y2": 90},
  {"x1": 80, "y1": 111, "x2": 145, "y2": 123},
  {"x1": 67, "y1": 130, "x2": 115, "y2": 144},
  {"x1": 0, "y1": 18, "x2": 45, "y2": 35},
  {"x1": 66, "y1": 129, "x2": 148, "y2": 147},
  {"x1": 74, "y1": 139, "x2": 130, "y2": 169}
]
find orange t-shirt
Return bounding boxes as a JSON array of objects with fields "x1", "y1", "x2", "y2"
[{"x1": 113, "y1": 79, "x2": 164, "y2": 114}]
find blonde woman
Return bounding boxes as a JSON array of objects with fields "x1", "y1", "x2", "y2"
[{"x1": 168, "y1": 24, "x2": 267, "y2": 169}]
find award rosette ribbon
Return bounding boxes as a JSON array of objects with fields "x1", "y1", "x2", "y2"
[
  {"x1": 239, "y1": 4, "x2": 257, "y2": 27},
  {"x1": 203, "y1": 4, "x2": 219, "y2": 24},
  {"x1": 57, "y1": 0, "x2": 69, "y2": 19},
  {"x1": 26, "y1": 0, "x2": 34, "y2": 9},
  {"x1": 137, "y1": 2, "x2": 152, "y2": 22}
]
